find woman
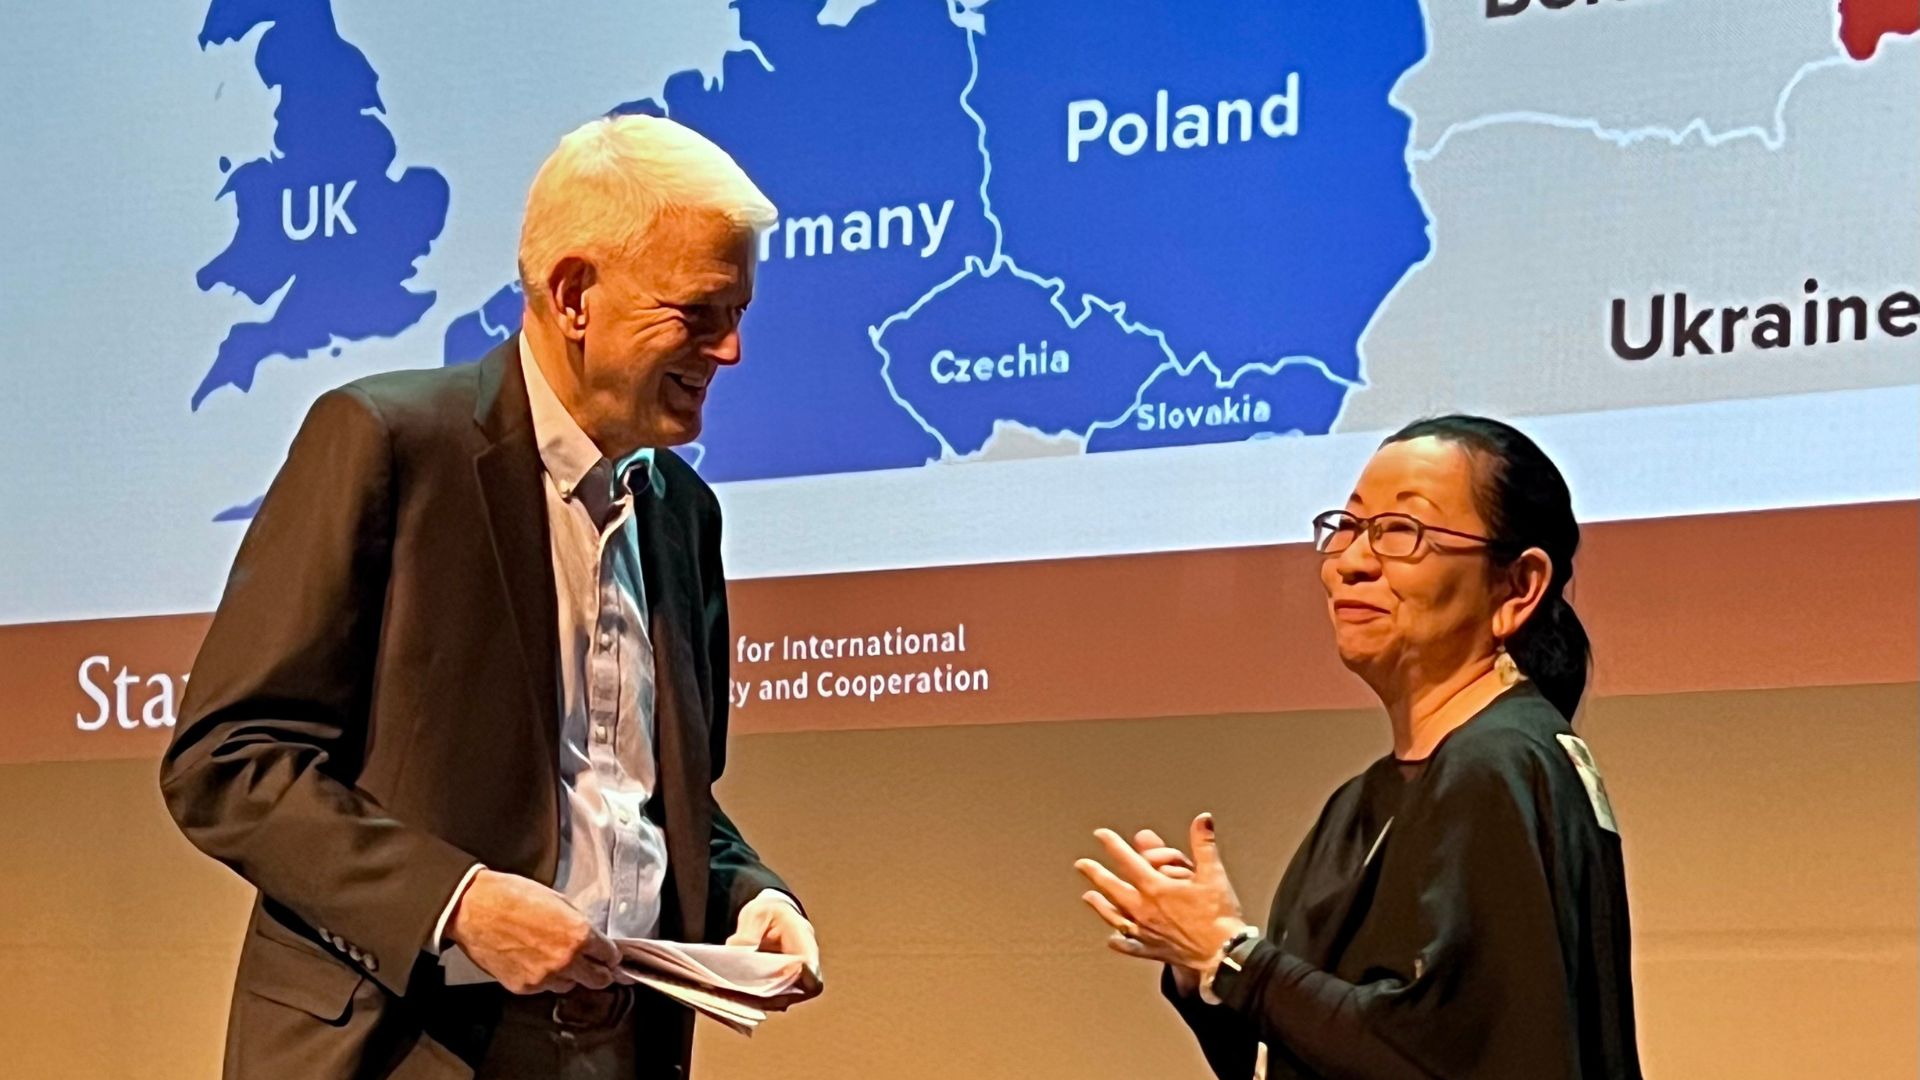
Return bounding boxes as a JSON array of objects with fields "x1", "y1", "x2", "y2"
[{"x1": 1076, "y1": 416, "x2": 1640, "y2": 1079}]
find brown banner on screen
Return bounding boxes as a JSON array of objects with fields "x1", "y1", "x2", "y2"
[{"x1": 1, "y1": 501, "x2": 1913, "y2": 763}]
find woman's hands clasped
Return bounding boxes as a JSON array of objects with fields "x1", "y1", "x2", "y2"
[{"x1": 1076, "y1": 813, "x2": 1251, "y2": 985}]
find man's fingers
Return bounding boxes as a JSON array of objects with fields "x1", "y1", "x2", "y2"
[
  {"x1": 725, "y1": 920, "x2": 766, "y2": 948},
  {"x1": 1093, "y1": 829, "x2": 1160, "y2": 887},
  {"x1": 797, "y1": 964, "x2": 825, "y2": 997},
  {"x1": 782, "y1": 928, "x2": 821, "y2": 970},
  {"x1": 744, "y1": 908, "x2": 822, "y2": 979},
  {"x1": 580, "y1": 928, "x2": 620, "y2": 967},
  {"x1": 567, "y1": 958, "x2": 615, "y2": 991},
  {"x1": 727, "y1": 904, "x2": 774, "y2": 948},
  {"x1": 781, "y1": 919, "x2": 823, "y2": 969},
  {"x1": 755, "y1": 922, "x2": 783, "y2": 952}
]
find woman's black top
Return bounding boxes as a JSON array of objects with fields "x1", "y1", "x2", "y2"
[{"x1": 1167, "y1": 683, "x2": 1641, "y2": 1079}]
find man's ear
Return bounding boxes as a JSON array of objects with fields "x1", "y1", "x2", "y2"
[{"x1": 547, "y1": 256, "x2": 597, "y2": 341}]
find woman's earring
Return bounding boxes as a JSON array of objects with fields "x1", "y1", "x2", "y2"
[{"x1": 1495, "y1": 645, "x2": 1523, "y2": 686}]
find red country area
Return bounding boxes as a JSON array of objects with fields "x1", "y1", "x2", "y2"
[{"x1": 1838, "y1": 0, "x2": 1920, "y2": 60}]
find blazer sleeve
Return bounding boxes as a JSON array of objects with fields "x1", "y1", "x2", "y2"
[
  {"x1": 159, "y1": 386, "x2": 480, "y2": 997},
  {"x1": 695, "y1": 489, "x2": 794, "y2": 937}
]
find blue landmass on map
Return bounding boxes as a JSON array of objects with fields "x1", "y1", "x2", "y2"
[
  {"x1": 877, "y1": 263, "x2": 1169, "y2": 455},
  {"x1": 193, "y1": 0, "x2": 448, "y2": 408},
  {"x1": 434, "y1": 0, "x2": 1429, "y2": 484},
  {"x1": 969, "y1": 0, "x2": 1429, "y2": 432},
  {"x1": 663, "y1": 0, "x2": 997, "y2": 482},
  {"x1": 444, "y1": 282, "x2": 525, "y2": 366},
  {"x1": 213, "y1": 495, "x2": 266, "y2": 521},
  {"x1": 442, "y1": 0, "x2": 992, "y2": 480},
  {"x1": 1086, "y1": 361, "x2": 1348, "y2": 453}
]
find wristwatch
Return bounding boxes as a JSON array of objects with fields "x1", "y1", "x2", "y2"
[{"x1": 1199, "y1": 925, "x2": 1262, "y2": 1005}]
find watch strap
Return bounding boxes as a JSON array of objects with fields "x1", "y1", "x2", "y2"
[{"x1": 1199, "y1": 925, "x2": 1262, "y2": 1006}]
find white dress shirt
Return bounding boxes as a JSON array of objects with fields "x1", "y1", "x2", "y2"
[
  {"x1": 521, "y1": 335, "x2": 672, "y2": 939},
  {"x1": 432, "y1": 336, "x2": 795, "y2": 960}
]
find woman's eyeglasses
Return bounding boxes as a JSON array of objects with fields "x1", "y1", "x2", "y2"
[{"x1": 1311, "y1": 510, "x2": 1501, "y2": 559}]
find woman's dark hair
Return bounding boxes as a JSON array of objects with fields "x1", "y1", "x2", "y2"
[{"x1": 1384, "y1": 415, "x2": 1591, "y2": 721}]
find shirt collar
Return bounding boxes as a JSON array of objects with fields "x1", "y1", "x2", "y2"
[{"x1": 518, "y1": 334, "x2": 665, "y2": 501}]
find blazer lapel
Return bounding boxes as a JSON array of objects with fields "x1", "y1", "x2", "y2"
[
  {"x1": 634, "y1": 471, "x2": 713, "y2": 942},
  {"x1": 468, "y1": 341, "x2": 713, "y2": 914},
  {"x1": 471, "y1": 338, "x2": 563, "y2": 882}
]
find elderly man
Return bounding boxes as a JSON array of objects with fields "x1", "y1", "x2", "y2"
[{"x1": 161, "y1": 115, "x2": 817, "y2": 1079}]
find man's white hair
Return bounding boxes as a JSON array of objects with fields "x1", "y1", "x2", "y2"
[{"x1": 518, "y1": 114, "x2": 776, "y2": 307}]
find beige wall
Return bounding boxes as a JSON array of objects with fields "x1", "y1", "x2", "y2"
[{"x1": 1, "y1": 683, "x2": 1913, "y2": 1078}]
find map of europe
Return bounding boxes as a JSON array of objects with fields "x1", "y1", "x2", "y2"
[
  {"x1": 192, "y1": 0, "x2": 1427, "y2": 499},
  {"x1": 193, "y1": 0, "x2": 1914, "y2": 505}
]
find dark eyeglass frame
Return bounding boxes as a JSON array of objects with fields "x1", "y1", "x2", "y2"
[{"x1": 1311, "y1": 509, "x2": 1506, "y2": 558}]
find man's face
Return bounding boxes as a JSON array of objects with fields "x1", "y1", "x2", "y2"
[{"x1": 573, "y1": 209, "x2": 756, "y2": 450}]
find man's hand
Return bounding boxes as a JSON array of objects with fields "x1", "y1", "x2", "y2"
[
  {"x1": 445, "y1": 869, "x2": 620, "y2": 995},
  {"x1": 725, "y1": 891, "x2": 823, "y2": 999}
]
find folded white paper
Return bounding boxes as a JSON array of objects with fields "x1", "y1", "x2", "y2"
[
  {"x1": 611, "y1": 939, "x2": 814, "y2": 1033},
  {"x1": 611, "y1": 938, "x2": 810, "y2": 999},
  {"x1": 616, "y1": 971, "x2": 767, "y2": 1036},
  {"x1": 439, "y1": 939, "x2": 814, "y2": 1034}
]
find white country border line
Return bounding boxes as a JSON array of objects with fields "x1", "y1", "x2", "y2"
[
  {"x1": 869, "y1": 260, "x2": 978, "y2": 460},
  {"x1": 865, "y1": 24, "x2": 999, "y2": 461},
  {"x1": 994, "y1": 253, "x2": 1359, "y2": 444},
  {"x1": 474, "y1": 282, "x2": 523, "y2": 341},
  {"x1": 870, "y1": 21, "x2": 1355, "y2": 459},
  {"x1": 1343, "y1": 0, "x2": 1441, "y2": 435},
  {"x1": 997, "y1": 256, "x2": 1179, "y2": 446},
  {"x1": 1408, "y1": 54, "x2": 1849, "y2": 163},
  {"x1": 1081, "y1": 345, "x2": 1361, "y2": 443}
]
